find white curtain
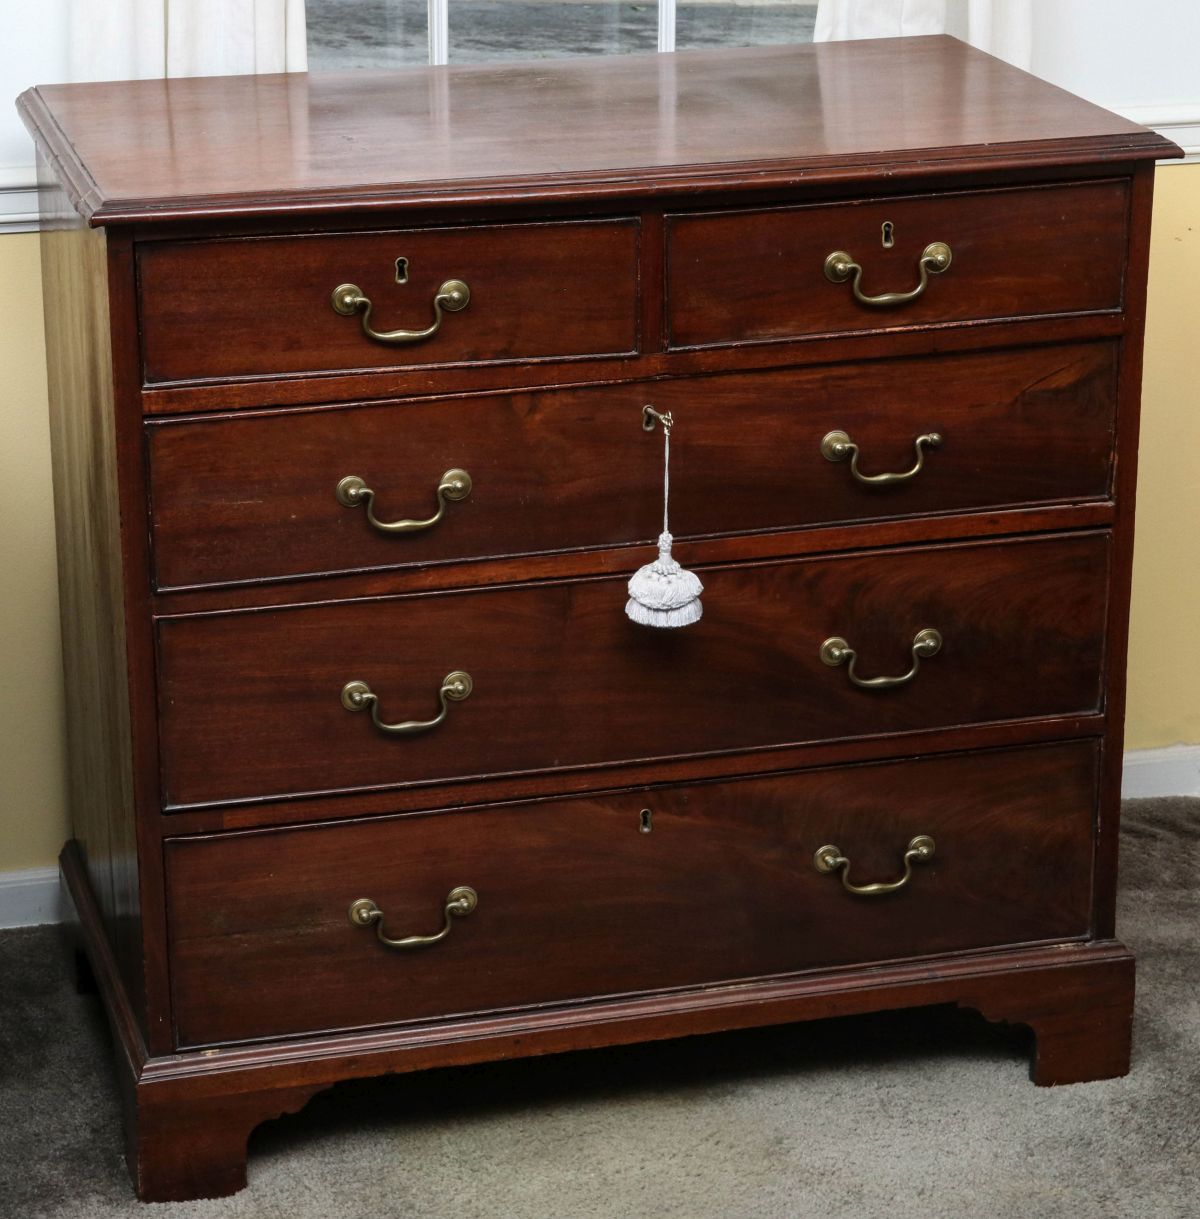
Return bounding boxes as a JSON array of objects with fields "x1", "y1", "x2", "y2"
[
  {"x1": 68, "y1": 0, "x2": 307, "y2": 82},
  {"x1": 814, "y1": 0, "x2": 1033, "y2": 70}
]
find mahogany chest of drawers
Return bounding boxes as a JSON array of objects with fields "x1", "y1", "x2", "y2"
[{"x1": 19, "y1": 36, "x2": 1179, "y2": 1201}]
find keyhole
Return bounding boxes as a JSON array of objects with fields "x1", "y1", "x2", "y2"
[
  {"x1": 639, "y1": 808, "x2": 653, "y2": 834},
  {"x1": 395, "y1": 257, "x2": 410, "y2": 284},
  {"x1": 881, "y1": 221, "x2": 895, "y2": 249}
]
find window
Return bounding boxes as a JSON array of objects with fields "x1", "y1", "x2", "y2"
[
  {"x1": 307, "y1": 0, "x2": 818, "y2": 69},
  {"x1": 675, "y1": 1, "x2": 817, "y2": 52},
  {"x1": 307, "y1": 1, "x2": 430, "y2": 69},
  {"x1": 449, "y1": 2, "x2": 657, "y2": 62}
]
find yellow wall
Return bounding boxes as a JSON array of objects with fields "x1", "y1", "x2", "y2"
[
  {"x1": 1125, "y1": 163, "x2": 1200, "y2": 747},
  {"x1": 0, "y1": 164, "x2": 1196, "y2": 870},
  {"x1": 0, "y1": 230, "x2": 67, "y2": 870}
]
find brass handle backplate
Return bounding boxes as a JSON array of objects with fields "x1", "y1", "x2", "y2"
[
  {"x1": 813, "y1": 835, "x2": 936, "y2": 896},
  {"x1": 348, "y1": 886, "x2": 478, "y2": 949},
  {"x1": 821, "y1": 430, "x2": 942, "y2": 486},
  {"x1": 820, "y1": 628, "x2": 942, "y2": 690},
  {"x1": 336, "y1": 469, "x2": 472, "y2": 534},
  {"x1": 331, "y1": 278, "x2": 470, "y2": 344},
  {"x1": 824, "y1": 241, "x2": 952, "y2": 307},
  {"x1": 341, "y1": 671, "x2": 472, "y2": 735}
]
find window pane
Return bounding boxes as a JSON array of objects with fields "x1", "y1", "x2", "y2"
[
  {"x1": 450, "y1": 1, "x2": 658, "y2": 63},
  {"x1": 307, "y1": 0, "x2": 429, "y2": 70},
  {"x1": 676, "y1": 0, "x2": 816, "y2": 51}
]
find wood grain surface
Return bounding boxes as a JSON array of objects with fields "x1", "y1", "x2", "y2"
[
  {"x1": 36, "y1": 166, "x2": 147, "y2": 1027},
  {"x1": 155, "y1": 532, "x2": 1110, "y2": 809},
  {"x1": 146, "y1": 342, "x2": 1118, "y2": 590},
  {"x1": 17, "y1": 39, "x2": 1174, "y2": 226},
  {"x1": 137, "y1": 218, "x2": 640, "y2": 383},
  {"x1": 165, "y1": 740, "x2": 1099, "y2": 1047},
  {"x1": 667, "y1": 181, "x2": 1129, "y2": 347}
]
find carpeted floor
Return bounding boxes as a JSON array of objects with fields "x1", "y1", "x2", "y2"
[{"x1": 1, "y1": 798, "x2": 1196, "y2": 1218}]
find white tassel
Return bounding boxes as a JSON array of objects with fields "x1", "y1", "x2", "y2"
[
  {"x1": 626, "y1": 531, "x2": 704, "y2": 627},
  {"x1": 626, "y1": 414, "x2": 703, "y2": 629}
]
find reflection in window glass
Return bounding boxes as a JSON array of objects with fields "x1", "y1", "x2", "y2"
[
  {"x1": 308, "y1": 0, "x2": 429, "y2": 70},
  {"x1": 676, "y1": 0, "x2": 817, "y2": 51},
  {"x1": 449, "y1": 1, "x2": 658, "y2": 63}
]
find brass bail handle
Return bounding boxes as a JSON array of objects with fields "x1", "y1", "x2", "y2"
[
  {"x1": 341, "y1": 671, "x2": 473, "y2": 735},
  {"x1": 813, "y1": 835, "x2": 936, "y2": 897},
  {"x1": 821, "y1": 430, "x2": 942, "y2": 486},
  {"x1": 820, "y1": 628, "x2": 942, "y2": 690},
  {"x1": 331, "y1": 277, "x2": 470, "y2": 345},
  {"x1": 336, "y1": 469, "x2": 473, "y2": 534},
  {"x1": 348, "y1": 886, "x2": 478, "y2": 949},
  {"x1": 824, "y1": 241, "x2": 952, "y2": 308}
]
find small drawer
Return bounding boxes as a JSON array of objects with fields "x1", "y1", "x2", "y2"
[
  {"x1": 146, "y1": 342, "x2": 1117, "y2": 590},
  {"x1": 136, "y1": 218, "x2": 640, "y2": 385},
  {"x1": 156, "y1": 533, "x2": 1109, "y2": 809},
  {"x1": 666, "y1": 181, "x2": 1128, "y2": 349},
  {"x1": 165, "y1": 740, "x2": 1098, "y2": 1047}
]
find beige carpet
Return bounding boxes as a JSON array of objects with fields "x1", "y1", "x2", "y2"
[{"x1": 1, "y1": 797, "x2": 1197, "y2": 1218}]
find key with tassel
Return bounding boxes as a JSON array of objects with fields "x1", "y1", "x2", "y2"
[{"x1": 625, "y1": 406, "x2": 703, "y2": 628}]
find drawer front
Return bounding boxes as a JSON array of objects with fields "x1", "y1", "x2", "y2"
[
  {"x1": 147, "y1": 342, "x2": 1117, "y2": 590},
  {"x1": 166, "y1": 741, "x2": 1098, "y2": 1047},
  {"x1": 667, "y1": 181, "x2": 1129, "y2": 348},
  {"x1": 137, "y1": 218, "x2": 640, "y2": 385},
  {"x1": 157, "y1": 533, "x2": 1109, "y2": 808}
]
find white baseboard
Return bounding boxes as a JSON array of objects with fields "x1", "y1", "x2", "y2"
[
  {"x1": 0, "y1": 865, "x2": 62, "y2": 929},
  {"x1": 0, "y1": 750, "x2": 1195, "y2": 928},
  {"x1": 1120, "y1": 744, "x2": 1200, "y2": 800}
]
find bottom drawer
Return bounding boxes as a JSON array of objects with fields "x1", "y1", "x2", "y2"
[{"x1": 166, "y1": 740, "x2": 1098, "y2": 1048}]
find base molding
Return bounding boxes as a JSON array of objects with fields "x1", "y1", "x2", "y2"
[
  {"x1": 0, "y1": 865, "x2": 62, "y2": 927},
  {"x1": 1120, "y1": 744, "x2": 1200, "y2": 799}
]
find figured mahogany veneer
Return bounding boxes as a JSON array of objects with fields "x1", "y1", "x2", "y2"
[
  {"x1": 167, "y1": 741, "x2": 1099, "y2": 1047},
  {"x1": 667, "y1": 181, "x2": 1130, "y2": 348},
  {"x1": 137, "y1": 218, "x2": 641, "y2": 384},
  {"x1": 146, "y1": 342, "x2": 1118, "y2": 591},
  {"x1": 21, "y1": 37, "x2": 1177, "y2": 1203},
  {"x1": 156, "y1": 533, "x2": 1109, "y2": 810}
]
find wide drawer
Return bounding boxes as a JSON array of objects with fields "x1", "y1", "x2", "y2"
[
  {"x1": 136, "y1": 218, "x2": 640, "y2": 385},
  {"x1": 147, "y1": 342, "x2": 1118, "y2": 590},
  {"x1": 156, "y1": 533, "x2": 1109, "y2": 809},
  {"x1": 165, "y1": 740, "x2": 1099, "y2": 1047},
  {"x1": 666, "y1": 181, "x2": 1129, "y2": 348}
]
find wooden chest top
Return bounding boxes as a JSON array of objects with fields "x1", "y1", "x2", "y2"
[{"x1": 18, "y1": 36, "x2": 1171, "y2": 226}]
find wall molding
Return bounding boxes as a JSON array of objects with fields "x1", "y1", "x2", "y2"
[
  {"x1": 0, "y1": 164, "x2": 39, "y2": 234},
  {"x1": 0, "y1": 866, "x2": 62, "y2": 928},
  {"x1": 1121, "y1": 744, "x2": 1200, "y2": 800}
]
